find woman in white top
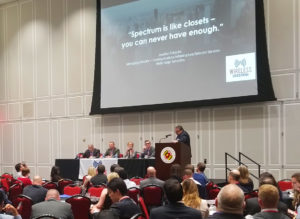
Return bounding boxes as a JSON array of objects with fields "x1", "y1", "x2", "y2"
[{"x1": 182, "y1": 178, "x2": 209, "y2": 219}]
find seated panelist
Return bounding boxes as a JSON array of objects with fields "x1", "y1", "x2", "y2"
[
  {"x1": 103, "y1": 141, "x2": 120, "y2": 158},
  {"x1": 141, "y1": 140, "x2": 155, "y2": 158},
  {"x1": 83, "y1": 144, "x2": 100, "y2": 158},
  {"x1": 124, "y1": 142, "x2": 137, "y2": 159}
]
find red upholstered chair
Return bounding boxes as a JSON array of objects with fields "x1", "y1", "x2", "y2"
[
  {"x1": 66, "y1": 195, "x2": 91, "y2": 219},
  {"x1": 58, "y1": 179, "x2": 73, "y2": 194},
  {"x1": 244, "y1": 190, "x2": 258, "y2": 200},
  {"x1": 8, "y1": 183, "x2": 23, "y2": 203},
  {"x1": 15, "y1": 195, "x2": 33, "y2": 219},
  {"x1": 64, "y1": 185, "x2": 81, "y2": 196},
  {"x1": 131, "y1": 213, "x2": 145, "y2": 219},
  {"x1": 88, "y1": 185, "x2": 106, "y2": 197},
  {"x1": 278, "y1": 179, "x2": 293, "y2": 191},
  {"x1": 0, "y1": 177, "x2": 10, "y2": 193},
  {"x1": 128, "y1": 187, "x2": 141, "y2": 204},
  {"x1": 142, "y1": 185, "x2": 163, "y2": 207},
  {"x1": 138, "y1": 196, "x2": 149, "y2": 219},
  {"x1": 119, "y1": 154, "x2": 124, "y2": 158},
  {"x1": 1, "y1": 173, "x2": 14, "y2": 186},
  {"x1": 130, "y1": 177, "x2": 144, "y2": 186},
  {"x1": 206, "y1": 181, "x2": 221, "y2": 200},
  {"x1": 42, "y1": 182, "x2": 58, "y2": 190}
]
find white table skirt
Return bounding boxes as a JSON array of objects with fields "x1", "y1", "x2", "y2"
[{"x1": 79, "y1": 158, "x2": 118, "y2": 179}]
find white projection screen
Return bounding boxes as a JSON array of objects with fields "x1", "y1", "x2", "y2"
[{"x1": 91, "y1": 0, "x2": 275, "y2": 114}]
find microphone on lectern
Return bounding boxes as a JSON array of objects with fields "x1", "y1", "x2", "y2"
[{"x1": 165, "y1": 134, "x2": 172, "y2": 138}]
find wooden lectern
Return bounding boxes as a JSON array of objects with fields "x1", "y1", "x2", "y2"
[{"x1": 155, "y1": 142, "x2": 191, "y2": 181}]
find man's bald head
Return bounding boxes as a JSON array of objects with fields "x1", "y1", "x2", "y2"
[
  {"x1": 32, "y1": 176, "x2": 43, "y2": 185},
  {"x1": 45, "y1": 189, "x2": 60, "y2": 201},
  {"x1": 147, "y1": 166, "x2": 156, "y2": 177},
  {"x1": 216, "y1": 184, "x2": 245, "y2": 215},
  {"x1": 228, "y1": 169, "x2": 241, "y2": 184}
]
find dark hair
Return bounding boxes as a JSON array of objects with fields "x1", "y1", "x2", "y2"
[
  {"x1": 175, "y1": 125, "x2": 183, "y2": 131},
  {"x1": 164, "y1": 178, "x2": 183, "y2": 203},
  {"x1": 170, "y1": 164, "x2": 182, "y2": 179},
  {"x1": 114, "y1": 167, "x2": 127, "y2": 180},
  {"x1": 259, "y1": 172, "x2": 278, "y2": 187},
  {"x1": 21, "y1": 167, "x2": 30, "y2": 176},
  {"x1": 15, "y1": 163, "x2": 21, "y2": 172},
  {"x1": 110, "y1": 164, "x2": 120, "y2": 173},
  {"x1": 107, "y1": 178, "x2": 128, "y2": 196},
  {"x1": 0, "y1": 190, "x2": 4, "y2": 205},
  {"x1": 197, "y1": 162, "x2": 206, "y2": 172},
  {"x1": 51, "y1": 166, "x2": 62, "y2": 182},
  {"x1": 185, "y1": 164, "x2": 194, "y2": 173},
  {"x1": 97, "y1": 165, "x2": 105, "y2": 174},
  {"x1": 184, "y1": 168, "x2": 193, "y2": 177}
]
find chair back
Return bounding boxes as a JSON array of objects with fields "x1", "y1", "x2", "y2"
[
  {"x1": 1, "y1": 173, "x2": 14, "y2": 186},
  {"x1": 127, "y1": 187, "x2": 141, "y2": 204},
  {"x1": 64, "y1": 185, "x2": 81, "y2": 196},
  {"x1": 130, "y1": 177, "x2": 144, "y2": 186},
  {"x1": 15, "y1": 195, "x2": 33, "y2": 219},
  {"x1": 58, "y1": 179, "x2": 73, "y2": 194},
  {"x1": 8, "y1": 183, "x2": 23, "y2": 203},
  {"x1": 88, "y1": 185, "x2": 106, "y2": 197},
  {"x1": 42, "y1": 182, "x2": 58, "y2": 190},
  {"x1": 142, "y1": 185, "x2": 163, "y2": 206},
  {"x1": 278, "y1": 179, "x2": 293, "y2": 191},
  {"x1": 66, "y1": 195, "x2": 91, "y2": 219},
  {"x1": 138, "y1": 196, "x2": 149, "y2": 219},
  {"x1": 245, "y1": 190, "x2": 258, "y2": 200},
  {"x1": 32, "y1": 214, "x2": 59, "y2": 219},
  {"x1": 119, "y1": 153, "x2": 124, "y2": 158},
  {"x1": 0, "y1": 177, "x2": 10, "y2": 192}
]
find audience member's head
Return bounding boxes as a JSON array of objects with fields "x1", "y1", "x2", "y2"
[
  {"x1": 197, "y1": 162, "x2": 206, "y2": 173},
  {"x1": 183, "y1": 168, "x2": 193, "y2": 180},
  {"x1": 185, "y1": 164, "x2": 194, "y2": 173},
  {"x1": 164, "y1": 178, "x2": 183, "y2": 204},
  {"x1": 107, "y1": 178, "x2": 128, "y2": 203},
  {"x1": 21, "y1": 167, "x2": 30, "y2": 177},
  {"x1": 238, "y1": 166, "x2": 250, "y2": 184},
  {"x1": 107, "y1": 172, "x2": 119, "y2": 182},
  {"x1": 88, "y1": 166, "x2": 96, "y2": 177},
  {"x1": 216, "y1": 184, "x2": 245, "y2": 215},
  {"x1": 259, "y1": 175, "x2": 277, "y2": 187},
  {"x1": 258, "y1": 184, "x2": 279, "y2": 209},
  {"x1": 115, "y1": 167, "x2": 128, "y2": 180},
  {"x1": 109, "y1": 141, "x2": 115, "y2": 149},
  {"x1": 228, "y1": 169, "x2": 240, "y2": 184},
  {"x1": 15, "y1": 163, "x2": 22, "y2": 172},
  {"x1": 32, "y1": 176, "x2": 43, "y2": 186},
  {"x1": 147, "y1": 166, "x2": 157, "y2": 178},
  {"x1": 182, "y1": 179, "x2": 201, "y2": 209},
  {"x1": 50, "y1": 166, "x2": 61, "y2": 178},
  {"x1": 292, "y1": 172, "x2": 300, "y2": 207},
  {"x1": 170, "y1": 164, "x2": 182, "y2": 181},
  {"x1": 97, "y1": 165, "x2": 105, "y2": 175},
  {"x1": 45, "y1": 189, "x2": 60, "y2": 201},
  {"x1": 110, "y1": 164, "x2": 120, "y2": 173}
]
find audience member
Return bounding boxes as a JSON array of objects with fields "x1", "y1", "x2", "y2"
[
  {"x1": 31, "y1": 189, "x2": 74, "y2": 219},
  {"x1": 82, "y1": 166, "x2": 97, "y2": 191},
  {"x1": 292, "y1": 173, "x2": 300, "y2": 211},
  {"x1": 185, "y1": 164, "x2": 195, "y2": 173},
  {"x1": 91, "y1": 172, "x2": 120, "y2": 214},
  {"x1": 245, "y1": 173, "x2": 287, "y2": 216},
  {"x1": 50, "y1": 166, "x2": 62, "y2": 182},
  {"x1": 0, "y1": 191, "x2": 21, "y2": 219},
  {"x1": 183, "y1": 169, "x2": 200, "y2": 185},
  {"x1": 14, "y1": 163, "x2": 22, "y2": 178},
  {"x1": 110, "y1": 164, "x2": 120, "y2": 173},
  {"x1": 150, "y1": 178, "x2": 202, "y2": 219},
  {"x1": 170, "y1": 163, "x2": 183, "y2": 183},
  {"x1": 253, "y1": 184, "x2": 289, "y2": 219},
  {"x1": 124, "y1": 142, "x2": 137, "y2": 159},
  {"x1": 140, "y1": 167, "x2": 164, "y2": 189},
  {"x1": 0, "y1": 189, "x2": 11, "y2": 205},
  {"x1": 228, "y1": 169, "x2": 248, "y2": 193},
  {"x1": 209, "y1": 184, "x2": 245, "y2": 219},
  {"x1": 194, "y1": 162, "x2": 209, "y2": 186},
  {"x1": 104, "y1": 141, "x2": 120, "y2": 158},
  {"x1": 83, "y1": 144, "x2": 101, "y2": 158},
  {"x1": 17, "y1": 167, "x2": 32, "y2": 187},
  {"x1": 114, "y1": 167, "x2": 136, "y2": 189},
  {"x1": 90, "y1": 165, "x2": 108, "y2": 186},
  {"x1": 22, "y1": 175, "x2": 47, "y2": 204},
  {"x1": 141, "y1": 140, "x2": 155, "y2": 158},
  {"x1": 107, "y1": 178, "x2": 140, "y2": 219},
  {"x1": 238, "y1": 166, "x2": 254, "y2": 193},
  {"x1": 182, "y1": 179, "x2": 209, "y2": 218}
]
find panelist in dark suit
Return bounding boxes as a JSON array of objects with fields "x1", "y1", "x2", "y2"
[
  {"x1": 150, "y1": 178, "x2": 202, "y2": 219},
  {"x1": 175, "y1": 125, "x2": 190, "y2": 146},
  {"x1": 104, "y1": 141, "x2": 120, "y2": 158},
  {"x1": 141, "y1": 140, "x2": 155, "y2": 158},
  {"x1": 83, "y1": 144, "x2": 100, "y2": 158}
]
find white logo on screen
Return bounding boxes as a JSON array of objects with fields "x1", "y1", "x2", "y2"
[{"x1": 226, "y1": 53, "x2": 256, "y2": 82}]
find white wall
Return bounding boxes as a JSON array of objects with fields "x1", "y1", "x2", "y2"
[{"x1": 0, "y1": 0, "x2": 299, "y2": 181}]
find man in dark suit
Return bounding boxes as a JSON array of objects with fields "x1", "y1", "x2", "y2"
[
  {"x1": 31, "y1": 189, "x2": 74, "y2": 219},
  {"x1": 107, "y1": 178, "x2": 140, "y2": 219},
  {"x1": 103, "y1": 141, "x2": 120, "y2": 158},
  {"x1": 150, "y1": 178, "x2": 202, "y2": 219},
  {"x1": 140, "y1": 167, "x2": 164, "y2": 189},
  {"x1": 83, "y1": 144, "x2": 101, "y2": 158},
  {"x1": 175, "y1": 125, "x2": 190, "y2": 146},
  {"x1": 90, "y1": 165, "x2": 108, "y2": 186},
  {"x1": 22, "y1": 175, "x2": 47, "y2": 204},
  {"x1": 141, "y1": 140, "x2": 155, "y2": 158},
  {"x1": 253, "y1": 185, "x2": 289, "y2": 219}
]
